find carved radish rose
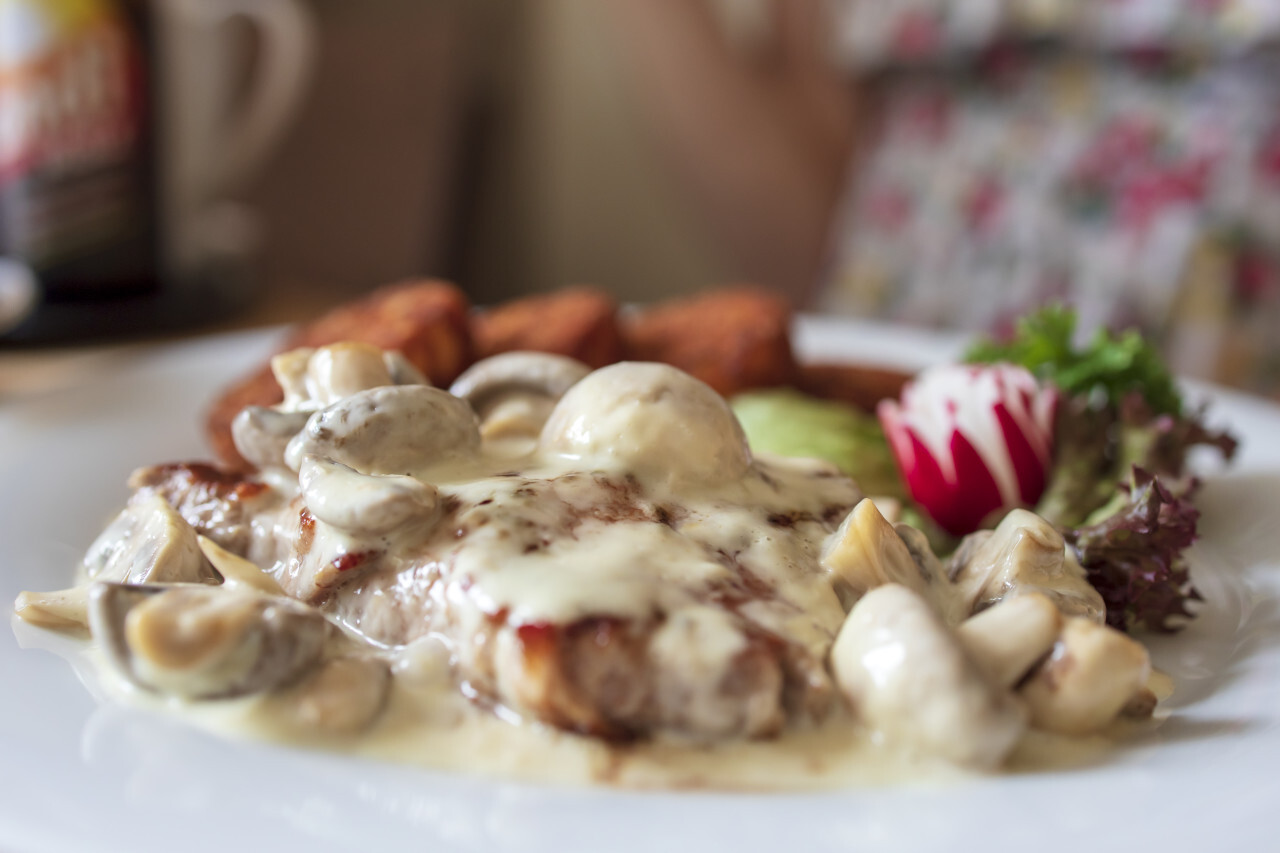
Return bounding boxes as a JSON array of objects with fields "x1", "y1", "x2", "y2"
[{"x1": 877, "y1": 364, "x2": 1057, "y2": 536}]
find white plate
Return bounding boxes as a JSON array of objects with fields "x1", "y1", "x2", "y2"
[{"x1": 3, "y1": 320, "x2": 1278, "y2": 853}]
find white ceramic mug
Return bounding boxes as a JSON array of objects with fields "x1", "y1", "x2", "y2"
[{"x1": 152, "y1": 0, "x2": 316, "y2": 284}]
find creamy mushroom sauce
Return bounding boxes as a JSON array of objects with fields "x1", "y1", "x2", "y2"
[{"x1": 13, "y1": 347, "x2": 1169, "y2": 789}]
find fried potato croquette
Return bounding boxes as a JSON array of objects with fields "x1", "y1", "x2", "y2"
[
  {"x1": 206, "y1": 280, "x2": 473, "y2": 470},
  {"x1": 284, "y1": 279, "x2": 473, "y2": 386},
  {"x1": 205, "y1": 283, "x2": 904, "y2": 470},
  {"x1": 472, "y1": 287, "x2": 624, "y2": 368},
  {"x1": 622, "y1": 287, "x2": 798, "y2": 397}
]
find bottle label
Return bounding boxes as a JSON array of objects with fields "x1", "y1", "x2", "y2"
[{"x1": 0, "y1": 0, "x2": 152, "y2": 296}]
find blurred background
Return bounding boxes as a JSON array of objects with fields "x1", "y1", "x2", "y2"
[
  {"x1": 248, "y1": 0, "x2": 730, "y2": 308},
  {"x1": 4, "y1": 0, "x2": 1280, "y2": 394}
]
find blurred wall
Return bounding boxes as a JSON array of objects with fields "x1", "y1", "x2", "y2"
[
  {"x1": 244, "y1": 0, "x2": 475, "y2": 311},
  {"x1": 466, "y1": 0, "x2": 729, "y2": 305},
  {"x1": 243, "y1": 0, "x2": 729, "y2": 315}
]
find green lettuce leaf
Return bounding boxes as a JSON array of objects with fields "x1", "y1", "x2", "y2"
[
  {"x1": 966, "y1": 303, "x2": 1182, "y2": 414},
  {"x1": 731, "y1": 389, "x2": 905, "y2": 499}
]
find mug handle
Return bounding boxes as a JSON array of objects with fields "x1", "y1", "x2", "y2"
[{"x1": 201, "y1": 0, "x2": 317, "y2": 193}]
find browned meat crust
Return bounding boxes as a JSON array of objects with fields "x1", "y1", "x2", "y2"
[
  {"x1": 472, "y1": 287, "x2": 625, "y2": 369},
  {"x1": 129, "y1": 462, "x2": 278, "y2": 555},
  {"x1": 205, "y1": 280, "x2": 474, "y2": 469},
  {"x1": 622, "y1": 288, "x2": 798, "y2": 397},
  {"x1": 507, "y1": 617, "x2": 788, "y2": 739},
  {"x1": 154, "y1": 463, "x2": 846, "y2": 741}
]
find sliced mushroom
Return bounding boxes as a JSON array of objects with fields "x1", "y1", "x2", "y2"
[
  {"x1": 284, "y1": 385, "x2": 481, "y2": 476},
  {"x1": 305, "y1": 342, "x2": 395, "y2": 407},
  {"x1": 280, "y1": 655, "x2": 392, "y2": 734},
  {"x1": 271, "y1": 343, "x2": 427, "y2": 416},
  {"x1": 949, "y1": 509, "x2": 1105, "y2": 622},
  {"x1": 82, "y1": 492, "x2": 219, "y2": 586},
  {"x1": 88, "y1": 582, "x2": 328, "y2": 699},
  {"x1": 830, "y1": 584, "x2": 1027, "y2": 769},
  {"x1": 231, "y1": 407, "x2": 311, "y2": 470},
  {"x1": 197, "y1": 535, "x2": 285, "y2": 595},
  {"x1": 298, "y1": 456, "x2": 440, "y2": 537},
  {"x1": 476, "y1": 396, "x2": 560, "y2": 444},
  {"x1": 1019, "y1": 616, "x2": 1153, "y2": 735},
  {"x1": 13, "y1": 587, "x2": 91, "y2": 633},
  {"x1": 450, "y1": 352, "x2": 589, "y2": 441},
  {"x1": 821, "y1": 499, "x2": 934, "y2": 612},
  {"x1": 271, "y1": 347, "x2": 315, "y2": 409},
  {"x1": 955, "y1": 592, "x2": 1063, "y2": 688},
  {"x1": 18, "y1": 495, "x2": 217, "y2": 633},
  {"x1": 451, "y1": 352, "x2": 590, "y2": 414}
]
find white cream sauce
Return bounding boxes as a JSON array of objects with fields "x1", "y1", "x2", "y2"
[
  {"x1": 13, "y1": 357, "x2": 1168, "y2": 790},
  {"x1": 61, "y1": 632, "x2": 1158, "y2": 792}
]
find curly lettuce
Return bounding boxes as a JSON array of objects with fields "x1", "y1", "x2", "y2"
[
  {"x1": 1064, "y1": 468, "x2": 1202, "y2": 633},
  {"x1": 968, "y1": 305, "x2": 1237, "y2": 632}
]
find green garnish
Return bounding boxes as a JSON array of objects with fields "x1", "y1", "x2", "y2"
[
  {"x1": 965, "y1": 304, "x2": 1183, "y2": 415},
  {"x1": 967, "y1": 304, "x2": 1236, "y2": 633},
  {"x1": 730, "y1": 389, "x2": 905, "y2": 499}
]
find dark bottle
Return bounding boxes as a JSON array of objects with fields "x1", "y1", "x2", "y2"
[{"x1": 0, "y1": 0, "x2": 170, "y2": 340}]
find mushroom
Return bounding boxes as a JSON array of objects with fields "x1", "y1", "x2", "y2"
[
  {"x1": 821, "y1": 499, "x2": 947, "y2": 614},
  {"x1": 231, "y1": 407, "x2": 311, "y2": 470},
  {"x1": 955, "y1": 592, "x2": 1063, "y2": 688},
  {"x1": 271, "y1": 343, "x2": 428, "y2": 415},
  {"x1": 298, "y1": 456, "x2": 440, "y2": 537},
  {"x1": 88, "y1": 582, "x2": 328, "y2": 699},
  {"x1": 16, "y1": 495, "x2": 221, "y2": 633},
  {"x1": 284, "y1": 385, "x2": 481, "y2": 476},
  {"x1": 304, "y1": 341, "x2": 395, "y2": 407},
  {"x1": 197, "y1": 535, "x2": 285, "y2": 595},
  {"x1": 82, "y1": 492, "x2": 219, "y2": 586},
  {"x1": 540, "y1": 362, "x2": 752, "y2": 489},
  {"x1": 829, "y1": 584, "x2": 1027, "y2": 769},
  {"x1": 1019, "y1": 616, "x2": 1153, "y2": 735},
  {"x1": 237, "y1": 344, "x2": 432, "y2": 470},
  {"x1": 948, "y1": 508, "x2": 1105, "y2": 622},
  {"x1": 12, "y1": 587, "x2": 91, "y2": 634},
  {"x1": 271, "y1": 347, "x2": 316, "y2": 409},
  {"x1": 449, "y1": 351, "x2": 590, "y2": 441}
]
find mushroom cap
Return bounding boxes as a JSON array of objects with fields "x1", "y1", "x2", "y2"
[
  {"x1": 231, "y1": 407, "x2": 311, "y2": 470},
  {"x1": 82, "y1": 493, "x2": 219, "y2": 586},
  {"x1": 298, "y1": 456, "x2": 440, "y2": 536},
  {"x1": 87, "y1": 583, "x2": 328, "y2": 699},
  {"x1": 286, "y1": 385, "x2": 481, "y2": 476},
  {"x1": 539, "y1": 362, "x2": 752, "y2": 489},
  {"x1": 449, "y1": 351, "x2": 591, "y2": 415}
]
